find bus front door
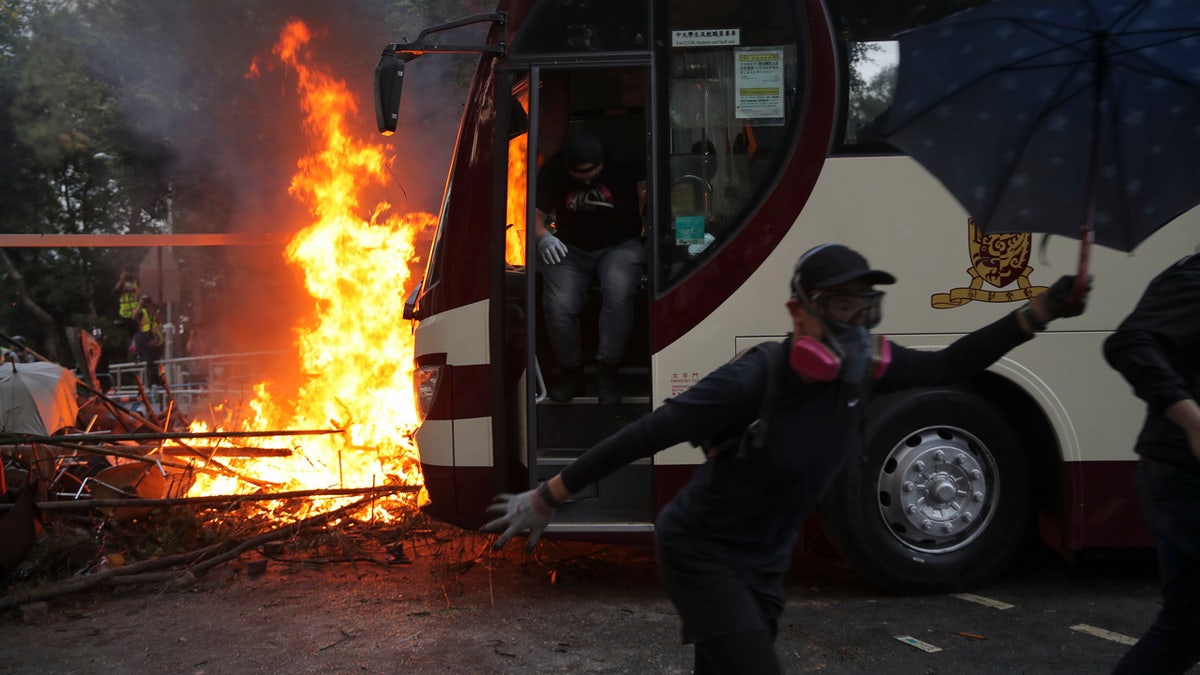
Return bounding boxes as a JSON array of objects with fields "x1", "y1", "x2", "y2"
[{"x1": 505, "y1": 63, "x2": 657, "y2": 534}]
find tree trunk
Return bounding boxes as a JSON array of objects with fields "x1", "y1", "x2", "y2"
[{"x1": 0, "y1": 248, "x2": 61, "y2": 361}]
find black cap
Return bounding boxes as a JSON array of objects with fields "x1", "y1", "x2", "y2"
[
  {"x1": 563, "y1": 130, "x2": 604, "y2": 167},
  {"x1": 791, "y1": 244, "x2": 896, "y2": 296}
]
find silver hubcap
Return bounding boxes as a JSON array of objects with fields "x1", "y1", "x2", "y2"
[{"x1": 876, "y1": 425, "x2": 997, "y2": 554}]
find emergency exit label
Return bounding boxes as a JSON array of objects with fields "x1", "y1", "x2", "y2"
[{"x1": 670, "y1": 371, "x2": 701, "y2": 397}]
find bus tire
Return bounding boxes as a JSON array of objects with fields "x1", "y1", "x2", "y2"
[{"x1": 819, "y1": 387, "x2": 1032, "y2": 594}]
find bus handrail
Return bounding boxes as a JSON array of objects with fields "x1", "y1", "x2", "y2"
[{"x1": 387, "y1": 12, "x2": 508, "y2": 58}]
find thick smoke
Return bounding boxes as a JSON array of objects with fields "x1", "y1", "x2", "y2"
[
  {"x1": 75, "y1": 0, "x2": 484, "y2": 358},
  {"x1": 88, "y1": 0, "x2": 478, "y2": 226}
]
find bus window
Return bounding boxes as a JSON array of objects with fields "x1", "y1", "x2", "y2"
[
  {"x1": 831, "y1": 0, "x2": 987, "y2": 153},
  {"x1": 659, "y1": 0, "x2": 802, "y2": 289},
  {"x1": 509, "y1": 1, "x2": 649, "y2": 54},
  {"x1": 843, "y1": 41, "x2": 897, "y2": 147}
]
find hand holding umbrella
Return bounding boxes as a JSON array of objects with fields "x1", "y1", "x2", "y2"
[{"x1": 886, "y1": 0, "x2": 1200, "y2": 297}]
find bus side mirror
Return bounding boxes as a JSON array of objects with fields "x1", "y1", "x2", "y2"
[
  {"x1": 375, "y1": 48, "x2": 405, "y2": 135},
  {"x1": 403, "y1": 281, "x2": 423, "y2": 320}
]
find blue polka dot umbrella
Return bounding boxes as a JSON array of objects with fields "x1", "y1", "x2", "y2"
[{"x1": 886, "y1": 0, "x2": 1200, "y2": 292}]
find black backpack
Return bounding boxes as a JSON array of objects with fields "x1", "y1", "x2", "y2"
[{"x1": 701, "y1": 339, "x2": 789, "y2": 460}]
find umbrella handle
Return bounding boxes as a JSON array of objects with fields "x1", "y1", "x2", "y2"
[{"x1": 1070, "y1": 227, "x2": 1092, "y2": 307}]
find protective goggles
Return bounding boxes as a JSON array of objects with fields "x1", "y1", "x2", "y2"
[{"x1": 809, "y1": 289, "x2": 885, "y2": 329}]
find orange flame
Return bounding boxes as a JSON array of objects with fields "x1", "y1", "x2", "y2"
[
  {"x1": 505, "y1": 88, "x2": 530, "y2": 267},
  {"x1": 182, "y1": 20, "x2": 434, "y2": 517},
  {"x1": 505, "y1": 132, "x2": 528, "y2": 267}
]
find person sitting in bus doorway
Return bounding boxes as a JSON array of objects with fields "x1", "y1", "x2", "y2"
[
  {"x1": 535, "y1": 128, "x2": 647, "y2": 405},
  {"x1": 1105, "y1": 251, "x2": 1200, "y2": 675},
  {"x1": 484, "y1": 243, "x2": 1089, "y2": 674}
]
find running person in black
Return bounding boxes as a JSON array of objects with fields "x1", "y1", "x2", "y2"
[
  {"x1": 1106, "y1": 252, "x2": 1200, "y2": 674},
  {"x1": 485, "y1": 243, "x2": 1087, "y2": 674}
]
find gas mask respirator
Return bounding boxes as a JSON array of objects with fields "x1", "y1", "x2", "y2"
[{"x1": 789, "y1": 289, "x2": 890, "y2": 383}]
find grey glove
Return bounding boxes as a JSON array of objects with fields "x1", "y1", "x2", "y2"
[
  {"x1": 537, "y1": 233, "x2": 568, "y2": 266},
  {"x1": 1045, "y1": 274, "x2": 1090, "y2": 318},
  {"x1": 482, "y1": 487, "x2": 557, "y2": 551}
]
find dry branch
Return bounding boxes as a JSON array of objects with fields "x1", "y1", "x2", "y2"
[
  {"x1": 63, "y1": 376, "x2": 279, "y2": 489},
  {"x1": 15, "y1": 440, "x2": 210, "y2": 475},
  {"x1": 0, "y1": 428, "x2": 344, "y2": 444},
  {"x1": 73, "y1": 443, "x2": 294, "y2": 457},
  {"x1": 0, "y1": 493, "x2": 389, "y2": 609},
  {"x1": 0, "y1": 484, "x2": 419, "y2": 512}
]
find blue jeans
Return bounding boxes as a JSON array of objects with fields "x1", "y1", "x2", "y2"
[
  {"x1": 1113, "y1": 459, "x2": 1200, "y2": 674},
  {"x1": 541, "y1": 237, "x2": 644, "y2": 367}
]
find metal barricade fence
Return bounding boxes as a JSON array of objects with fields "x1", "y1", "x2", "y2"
[{"x1": 106, "y1": 351, "x2": 285, "y2": 419}]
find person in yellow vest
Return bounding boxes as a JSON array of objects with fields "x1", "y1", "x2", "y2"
[
  {"x1": 113, "y1": 267, "x2": 141, "y2": 334},
  {"x1": 131, "y1": 295, "x2": 165, "y2": 386}
]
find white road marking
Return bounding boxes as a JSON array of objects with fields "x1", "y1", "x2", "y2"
[
  {"x1": 951, "y1": 592, "x2": 1015, "y2": 610},
  {"x1": 1070, "y1": 624, "x2": 1138, "y2": 646}
]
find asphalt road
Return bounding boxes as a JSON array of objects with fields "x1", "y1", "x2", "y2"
[
  {"x1": 0, "y1": 528, "x2": 1174, "y2": 674},
  {"x1": 776, "y1": 546, "x2": 1163, "y2": 673}
]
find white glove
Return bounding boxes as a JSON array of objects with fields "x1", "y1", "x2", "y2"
[
  {"x1": 537, "y1": 233, "x2": 568, "y2": 266},
  {"x1": 687, "y1": 232, "x2": 716, "y2": 258},
  {"x1": 481, "y1": 487, "x2": 557, "y2": 551}
]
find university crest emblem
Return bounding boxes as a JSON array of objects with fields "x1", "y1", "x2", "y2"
[{"x1": 932, "y1": 219, "x2": 1047, "y2": 308}]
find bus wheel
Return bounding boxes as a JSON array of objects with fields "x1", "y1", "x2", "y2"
[{"x1": 820, "y1": 388, "x2": 1032, "y2": 594}]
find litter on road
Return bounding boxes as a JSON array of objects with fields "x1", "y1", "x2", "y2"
[{"x1": 895, "y1": 634, "x2": 943, "y2": 653}]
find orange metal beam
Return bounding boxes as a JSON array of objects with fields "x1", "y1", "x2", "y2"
[{"x1": 0, "y1": 233, "x2": 290, "y2": 247}]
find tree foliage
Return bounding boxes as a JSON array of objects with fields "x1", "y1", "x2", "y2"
[
  {"x1": 846, "y1": 62, "x2": 897, "y2": 145},
  {"x1": 0, "y1": 0, "x2": 481, "y2": 364}
]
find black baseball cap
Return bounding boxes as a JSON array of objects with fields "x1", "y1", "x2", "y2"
[
  {"x1": 791, "y1": 244, "x2": 896, "y2": 296},
  {"x1": 563, "y1": 130, "x2": 604, "y2": 168}
]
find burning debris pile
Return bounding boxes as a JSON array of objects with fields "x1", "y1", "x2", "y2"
[
  {"x1": 1, "y1": 20, "x2": 441, "y2": 605},
  {"x1": 0, "y1": 354, "x2": 420, "y2": 607}
]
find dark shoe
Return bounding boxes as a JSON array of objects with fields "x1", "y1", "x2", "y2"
[
  {"x1": 548, "y1": 365, "x2": 583, "y2": 403},
  {"x1": 595, "y1": 362, "x2": 621, "y2": 406}
]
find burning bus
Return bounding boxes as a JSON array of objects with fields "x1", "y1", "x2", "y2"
[{"x1": 374, "y1": 0, "x2": 1199, "y2": 593}]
